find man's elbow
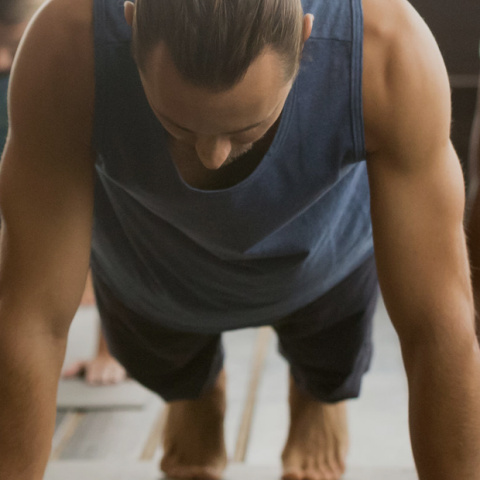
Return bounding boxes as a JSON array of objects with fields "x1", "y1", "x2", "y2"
[{"x1": 391, "y1": 295, "x2": 476, "y2": 356}]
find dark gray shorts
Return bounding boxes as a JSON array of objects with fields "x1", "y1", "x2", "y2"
[{"x1": 93, "y1": 255, "x2": 378, "y2": 402}]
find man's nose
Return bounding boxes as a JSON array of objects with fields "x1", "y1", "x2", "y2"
[
  {"x1": 195, "y1": 136, "x2": 232, "y2": 170},
  {"x1": 0, "y1": 48, "x2": 14, "y2": 74}
]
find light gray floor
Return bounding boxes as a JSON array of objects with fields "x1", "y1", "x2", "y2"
[
  {"x1": 45, "y1": 461, "x2": 417, "y2": 480},
  {"x1": 58, "y1": 296, "x2": 415, "y2": 470}
]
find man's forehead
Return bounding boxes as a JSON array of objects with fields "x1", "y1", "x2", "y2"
[
  {"x1": 142, "y1": 45, "x2": 290, "y2": 120},
  {"x1": 141, "y1": 73, "x2": 289, "y2": 137},
  {"x1": 153, "y1": 103, "x2": 278, "y2": 136}
]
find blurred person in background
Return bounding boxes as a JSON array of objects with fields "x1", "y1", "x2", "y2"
[
  {"x1": 466, "y1": 46, "x2": 480, "y2": 327},
  {"x1": 0, "y1": 0, "x2": 45, "y2": 152},
  {"x1": 0, "y1": 0, "x2": 126, "y2": 385}
]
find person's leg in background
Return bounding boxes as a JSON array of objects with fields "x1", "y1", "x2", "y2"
[{"x1": 465, "y1": 56, "x2": 480, "y2": 336}]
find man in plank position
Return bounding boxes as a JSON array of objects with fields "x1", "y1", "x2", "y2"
[{"x1": 1, "y1": 0, "x2": 479, "y2": 479}]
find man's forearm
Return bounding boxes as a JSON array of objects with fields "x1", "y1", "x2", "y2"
[
  {"x1": 402, "y1": 334, "x2": 480, "y2": 479},
  {"x1": 0, "y1": 329, "x2": 66, "y2": 480}
]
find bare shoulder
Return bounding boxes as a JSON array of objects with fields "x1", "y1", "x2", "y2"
[
  {"x1": 362, "y1": 0, "x2": 451, "y2": 163},
  {"x1": 0, "y1": 0, "x2": 96, "y2": 243},
  {"x1": 9, "y1": 0, "x2": 94, "y2": 148}
]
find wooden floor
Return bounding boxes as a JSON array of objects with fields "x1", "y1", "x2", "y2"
[{"x1": 47, "y1": 298, "x2": 418, "y2": 479}]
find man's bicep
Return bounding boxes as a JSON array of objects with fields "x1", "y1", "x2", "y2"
[
  {"x1": 362, "y1": 0, "x2": 475, "y2": 344},
  {"x1": 367, "y1": 143, "x2": 473, "y2": 345},
  {"x1": 0, "y1": 137, "x2": 95, "y2": 337}
]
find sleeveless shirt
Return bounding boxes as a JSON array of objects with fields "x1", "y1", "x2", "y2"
[{"x1": 91, "y1": 0, "x2": 374, "y2": 333}]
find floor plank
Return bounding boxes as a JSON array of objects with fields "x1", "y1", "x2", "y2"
[
  {"x1": 244, "y1": 334, "x2": 289, "y2": 464},
  {"x1": 51, "y1": 413, "x2": 86, "y2": 460},
  {"x1": 233, "y1": 327, "x2": 272, "y2": 461},
  {"x1": 223, "y1": 328, "x2": 261, "y2": 459},
  {"x1": 57, "y1": 396, "x2": 163, "y2": 460},
  {"x1": 54, "y1": 411, "x2": 67, "y2": 431},
  {"x1": 57, "y1": 379, "x2": 154, "y2": 410},
  {"x1": 45, "y1": 461, "x2": 418, "y2": 480}
]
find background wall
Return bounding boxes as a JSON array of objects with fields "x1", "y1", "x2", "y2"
[{"x1": 408, "y1": 0, "x2": 480, "y2": 183}]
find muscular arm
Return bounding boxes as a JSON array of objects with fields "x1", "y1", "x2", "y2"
[
  {"x1": 0, "y1": 0, "x2": 95, "y2": 478},
  {"x1": 363, "y1": 0, "x2": 480, "y2": 478}
]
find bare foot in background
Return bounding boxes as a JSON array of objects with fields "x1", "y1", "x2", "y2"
[
  {"x1": 62, "y1": 326, "x2": 128, "y2": 385},
  {"x1": 62, "y1": 353, "x2": 128, "y2": 385}
]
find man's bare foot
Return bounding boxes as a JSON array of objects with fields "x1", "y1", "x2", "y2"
[
  {"x1": 281, "y1": 376, "x2": 349, "y2": 480},
  {"x1": 160, "y1": 370, "x2": 228, "y2": 480}
]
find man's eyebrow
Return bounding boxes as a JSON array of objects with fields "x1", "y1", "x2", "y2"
[{"x1": 157, "y1": 112, "x2": 265, "y2": 135}]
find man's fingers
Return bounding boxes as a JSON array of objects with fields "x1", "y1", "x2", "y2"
[
  {"x1": 99, "y1": 364, "x2": 127, "y2": 385},
  {"x1": 85, "y1": 358, "x2": 127, "y2": 385},
  {"x1": 62, "y1": 357, "x2": 127, "y2": 385},
  {"x1": 61, "y1": 361, "x2": 87, "y2": 378}
]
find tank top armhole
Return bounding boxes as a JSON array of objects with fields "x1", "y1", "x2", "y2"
[{"x1": 350, "y1": 0, "x2": 367, "y2": 161}]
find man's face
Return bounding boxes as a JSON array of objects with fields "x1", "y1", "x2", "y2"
[
  {"x1": 0, "y1": 20, "x2": 29, "y2": 75},
  {"x1": 140, "y1": 44, "x2": 294, "y2": 170}
]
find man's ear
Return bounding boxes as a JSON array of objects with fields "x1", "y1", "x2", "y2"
[
  {"x1": 303, "y1": 14, "x2": 314, "y2": 44},
  {"x1": 124, "y1": 1, "x2": 135, "y2": 26}
]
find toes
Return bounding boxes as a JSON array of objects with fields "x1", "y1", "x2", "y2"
[
  {"x1": 160, "y1": 451, "x2": 224, "y2": 480},
  {"x1": 308, "y1": 462, "x2": 337, "y2": 480},
  {"x1": 283, "y1": 464, "x2": 343, "y2": 480},
  {"x1": 281, "y1": 467, "x2": 304, "y2": 480},
  {"x1": 162, "y1": 465, "x2": 223, "y2": 480},
  {"x1": 187, "y1": 465, "x2": 224, "y2": 480},
  {"x1": 324, "y1": 452, "x2": 345, "y2": 479},
  {"x1": 303, "y1": 468, "x2": 323, "y2": 480}
]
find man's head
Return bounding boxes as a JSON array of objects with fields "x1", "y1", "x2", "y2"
[
  {"x1": 0, "y1": 0, "x2": 45, "y2": 74},
  {"x1": 130, "y1": 0, "x2": 307, "y2": 91},
  {"x1": 125, "y1": 0, "x2": 313, "y2": 170}
]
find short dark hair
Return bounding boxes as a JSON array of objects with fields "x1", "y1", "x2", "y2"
[
  {"x1": 131, "y1": 0, "x2": 304, "y2": 91},
  {"x1": 0, "y1": 0, "x2": 44, "y2": 25}
]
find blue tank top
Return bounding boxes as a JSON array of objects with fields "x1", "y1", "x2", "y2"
[
  {"x1": 91, "y1": 0, "x2": 374, "y2": 333},
  {"x1": 0, "y1": 75, "x2": 9, "y2": 156}
]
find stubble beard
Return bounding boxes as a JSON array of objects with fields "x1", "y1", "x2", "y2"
[{"x1": 222, "y1": 143, "x2": 255, "y2": 167}]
